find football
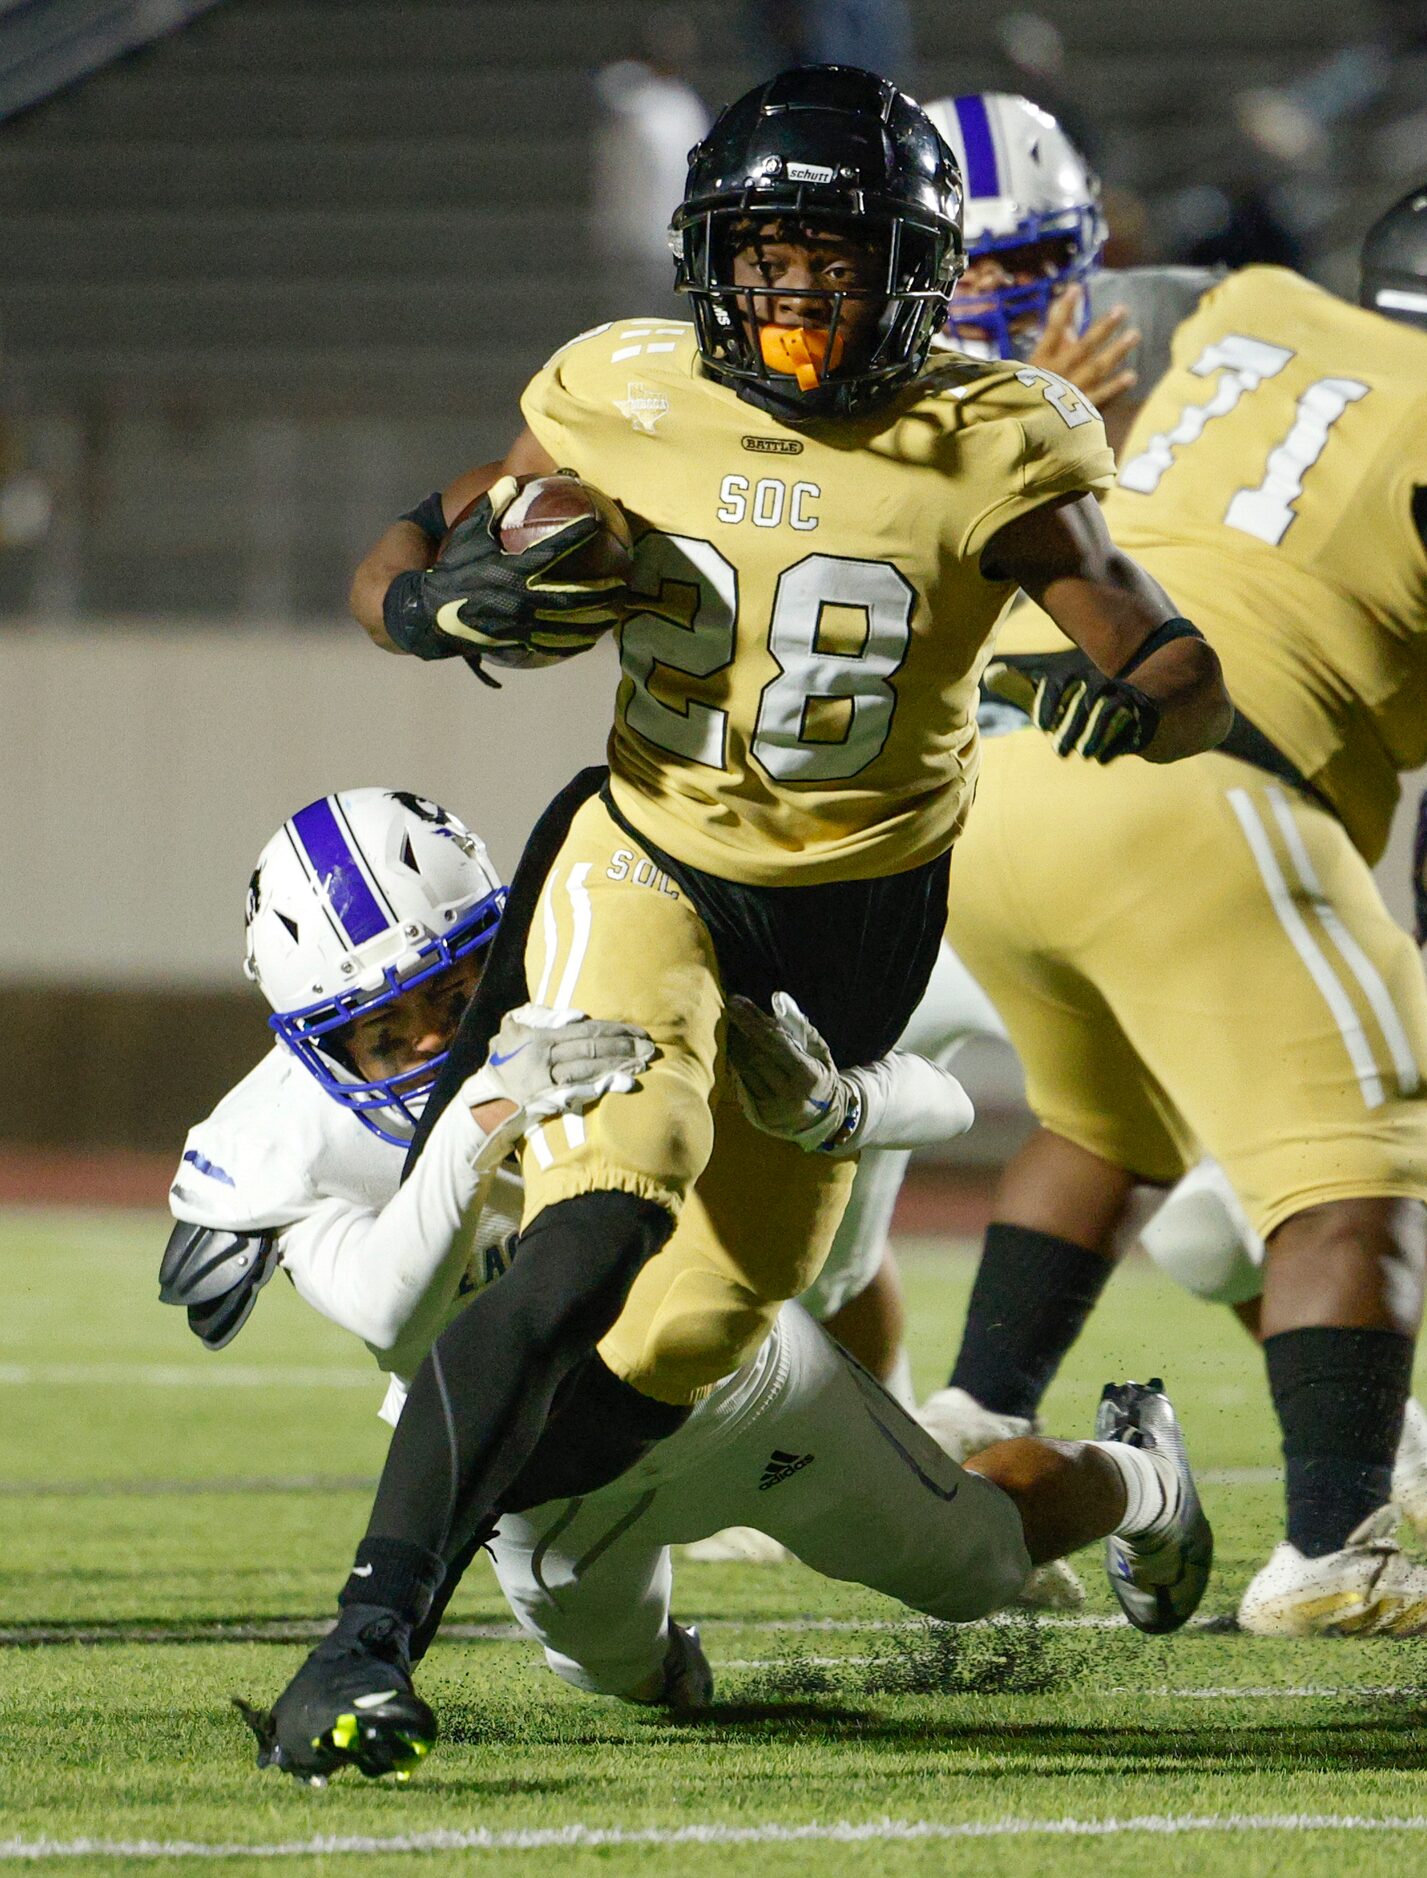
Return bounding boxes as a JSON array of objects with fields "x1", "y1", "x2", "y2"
[
  {"x1": 440, "y1": 473, "x2": 634, "y2": 586},
  {"x1": 436, "y1": 473, "x2": 633, "y2": 670}
]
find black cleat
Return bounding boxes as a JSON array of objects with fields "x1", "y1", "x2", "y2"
[
  {"x1": 1096, "y1": 1378, "x2": 1214, "y2": 1634},
  {"x1": 237, "y1": 1605, "x2": 436, "y2": 1785}
]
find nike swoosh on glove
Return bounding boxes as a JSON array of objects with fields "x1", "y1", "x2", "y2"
[
  {"x1": 461, "y1": 1003, "x2": 656, "y2": 1134},
  {"x1": 384, "y1": 475, "x2": 627, "y2": 662},
  {"x1": 983, "y1": 647, "x2": 1160, "y2": 762},
  {"x1": 725, "y1": 991, "x2": 849, "y2": 1151}
]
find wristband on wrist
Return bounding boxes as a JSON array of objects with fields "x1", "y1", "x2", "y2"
[
  {"x1": 1115, "y1": 616, "x2": 1204, "y2": 681},
  {"x1": 819, "y1": 1079, "x2": 862, "y2": 1153},
  {"x1": 399, "y1": 490, "x2": 448, "y2": 542}
]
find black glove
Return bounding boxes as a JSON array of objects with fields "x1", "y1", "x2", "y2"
[
  {"x1": 982, "y1": 647, "x2": 1160, "y2": 763},
  {"x1": 383, "y1": 475, "x2": 626, "y2": 663}
]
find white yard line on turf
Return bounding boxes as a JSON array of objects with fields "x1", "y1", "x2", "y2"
[
  {"x1": 719, "y1": 1666, "x2": 1427, "y2": 1696},
  {"x1": 1110, "y1": 1685, "x2": 1427, "y2": 1700},
  {"x1": 0, "y1": 1613, "x2": 1236, "y2": 1646},
  {"x1": 6, "y1": 1816, "x2": 1427, "y2": 1858}
]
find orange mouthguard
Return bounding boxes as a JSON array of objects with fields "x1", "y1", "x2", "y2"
[{"x1": 759, "y1": 324, "x2": 846, "y2": 391}]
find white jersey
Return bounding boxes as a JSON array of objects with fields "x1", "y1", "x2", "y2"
[
  {"x1": 172, "y1": 1046, "x2": 783, "y2": 1448},
  {"x1": 171, "y1": 1046, "x2": 523, "y2": 1418}
]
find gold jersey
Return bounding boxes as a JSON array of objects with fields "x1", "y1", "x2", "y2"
[
  {"x1": 998, "y1": 266, "x2": 1427, "y2": 863},
  {"x1": 520, "y1": 319, "x2": 1115, "y2": 884}
]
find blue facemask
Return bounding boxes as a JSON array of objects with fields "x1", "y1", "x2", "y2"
[
  {"x1": 942, "y1": 204, "x2": 1105, "y2": 361},
  {"x1": 269, "y1": 888, "x2": 505, "y2": 1146}
]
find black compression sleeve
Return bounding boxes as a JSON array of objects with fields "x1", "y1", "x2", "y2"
[
  {"x1": 363, "y1": 1189, "x2": 673, "y2": 1561},
  {"x1": 400, "y1": 490, "x2": 448, "y2": 542},
  {"x1": 1114, "y1": 616, "x2": 1205, "y2": 681},
  {"x1": 407, "y1": 1355, "x2": 689, "y2": 1662}
]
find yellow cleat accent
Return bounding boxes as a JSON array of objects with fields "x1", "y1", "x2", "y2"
[{"x1": 329, "y1": 1713, "x2": 359, "y2": 1752}]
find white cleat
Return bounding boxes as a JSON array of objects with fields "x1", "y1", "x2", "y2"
[
  {"x1": 682, "y1": 1527, "x2": 791, "y2": 1564},
  {"x1": 1392, "y1": 1395, "x2": 1427, "y2": 1542},
  {"x1": 1018, "y1": 1560, "x2": 1086, "y2": 1611},
  {"x1": 1238, "y1": 1506, "x2": 1427, "y2": 1637},
  {"x1": 917, "y1": 1387, "x2": 1086, "y2": 1610},
  {"x1": 916, "y1": 1386, "x2": 1033, "y2": 1462}
]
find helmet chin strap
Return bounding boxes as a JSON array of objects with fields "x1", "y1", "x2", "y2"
[{"x1": 759, "y1": 324, "x2": 846, "y2": 390}]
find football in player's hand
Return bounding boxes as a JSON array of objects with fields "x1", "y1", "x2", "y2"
[
  {"x1": 439, "y1": 474, "x2": 634, "y2": 586},
  {"x1": 435, "y1": 473, "x2": 633, "y2": 672}
]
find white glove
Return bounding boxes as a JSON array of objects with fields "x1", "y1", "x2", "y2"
[
  {"x1": 726, "y1": 991, "x2": 850, "y2": 1150},
  {"x1": 727, "y1": 992, "x2": 974, "y2": 1157},
  {"x1": 461, "y1": 1003, "x2": 654, "y2": 1141}
]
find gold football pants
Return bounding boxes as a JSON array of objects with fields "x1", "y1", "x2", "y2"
[
  {"x1": 947, "y1": 733, "x2": 1427, "y2": 1242},
  {"x1": 520, "y1": 794, "x2": 855, "y2": 1404}
]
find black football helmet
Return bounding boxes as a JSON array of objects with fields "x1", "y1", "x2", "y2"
[
  {"x1": 671, "y1": 65, "x2": 965, "y2": 421},
  {"x1": 1360, "y1": 185, "x2": 1427, "y2": 331}
]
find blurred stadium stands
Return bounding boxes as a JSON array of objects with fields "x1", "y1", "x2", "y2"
[
  {"x1": 0, "y1": 0, "x2": 1420, "y2": 1165},
  {"x1": 0, "y1": 0, "x2": 1412, "y2": 623}
]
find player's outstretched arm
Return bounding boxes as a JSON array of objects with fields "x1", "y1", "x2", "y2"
[
  {"x1": 161, "y1": 1009, "x2": 651, "y2": 1361},
  {"x1": 726, "y1": 992, "x2": 975, "y2": 1156},
  {"x1": 348, "y1": 430, "x2": 559, "y2": 650},
  {"x1": 284, "y1": 1005, "x2": 652, "y2": 1356},
  {"x1": 982, "y1": 494, "x2": 1232, "y2": 764}
]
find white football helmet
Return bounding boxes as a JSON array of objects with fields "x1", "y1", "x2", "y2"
[
  {"x1": 926, "y1": 92, "x2": 1106, "y2": 358},
  {"x1": 244, "y1": 788, "x2": 505, "y2": 1144}
]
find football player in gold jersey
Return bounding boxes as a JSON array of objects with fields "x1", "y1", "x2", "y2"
[
  {"x1": 256, "y1": 68, "x2": 1230, "y2": 1775},
  {"x1": 931, "y1": 185, "x2": 1427, "y2": 1637}
]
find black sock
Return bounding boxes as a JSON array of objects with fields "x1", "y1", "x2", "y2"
[
  {"x1": 948, "y1": 1222, "x2": 1115, "y2": 1418},
  {"x1": 364, "y1": 1190, "x2": 671, "y2": 1562},
  {"x1": 338, "y1": 1536, "x2": 445, "y2": 1628},
  {"x1": 1265, "y1": 1325, "x2": 1414, "y2": 1557}
]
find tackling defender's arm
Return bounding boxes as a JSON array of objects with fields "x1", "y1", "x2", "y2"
[
  {"x1": 350, "y1": 434, "x2": 559, "y2": 651},
  {"x1": 161, "y1": 1009, "x2": 651, "y2": 1359},
  {"x1": 983, "y1": 493, "x2": 1233, "y2": 763}
]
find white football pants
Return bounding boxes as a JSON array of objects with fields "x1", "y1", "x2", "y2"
[{"x1": 486, "y1": 1302, "x2": 1031, "y2": 1697}]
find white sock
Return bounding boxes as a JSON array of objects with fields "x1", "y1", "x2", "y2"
[
  {"x1": 884, "y1": 1347, "x2": 915, "y2": 1411},
  {"x1": 1093, "y1": 1441, "x2": 1183, "y2": 1542}
]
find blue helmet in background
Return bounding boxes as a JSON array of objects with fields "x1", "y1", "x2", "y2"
[{"x1": 927, "y1": 92, "x2": 1106, "y2": 359}]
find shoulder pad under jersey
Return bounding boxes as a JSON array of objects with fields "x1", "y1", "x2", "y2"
[{"x1": 158, "y1": 1218, "x2": 281, "y2": 1350}]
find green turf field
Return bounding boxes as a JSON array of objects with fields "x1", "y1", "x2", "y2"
[{"x1": 4, "y1": 1208, "x2": 1427, "y2": 1876}]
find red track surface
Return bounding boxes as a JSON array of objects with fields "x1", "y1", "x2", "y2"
[{"x1": 0, "y1": 1147, "x2": 999, "y2": 1234}]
